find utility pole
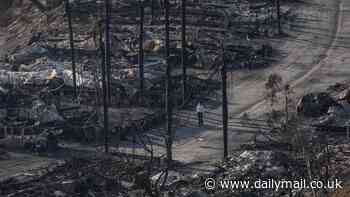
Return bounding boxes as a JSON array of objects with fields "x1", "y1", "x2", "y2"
[
  {"x1": 105, "y1": 0, "x2": 112, "y2": 104},
  {"x1": 65, "y1": 0, "x2": 77, "y2": 99},
  {"x1": 99, "y1": 24, "x2": 109, "y2": 154},
  {"x1": 165, "y1": 0, "x2": 173, "y2": 166},
  {"x1": 103, "y1": 0, "x2": 112, "y2": 153},
  {"x1": 221, "y1": 44, "x2": 228, "y2": 160},
  {"x1": 139, "y1": 0, "x2": 145, "y2": 105},
  {"x1": 276, "y1": 0, "x2": 282, "y2": 34},
  {"x1": 181, "y1": 0, "x2": 187, "y2": 105}
]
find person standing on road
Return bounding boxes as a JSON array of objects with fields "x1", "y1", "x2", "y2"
[{"x1": 196, "y1": 101, "x2": 204, "y2": 127}]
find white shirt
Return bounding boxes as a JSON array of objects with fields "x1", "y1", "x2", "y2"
[{"x1": 196, "y1": 103, "x2": 204, "y2": 113}]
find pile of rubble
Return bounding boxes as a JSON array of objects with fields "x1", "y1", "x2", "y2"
[
  {"x1": 297, "y1": 85, "x2": 350, "y2": 132},
  {"x1": 0, "y1": 156, "x2": 209, "y2": 197},
  {"x1": 330, "y1": 185, "x2": 350, "y2": 197},
  {"x1": 0, "y1": 148, "x2": 10, "y2": 160},
  {"x1": 1, "y1": 141, "x2": 348, "y2": 197},
  {"x1": 0, "y1": 0, "x2": 289, "y2": 73},
  {"x1": 297, "y1": 92, "x2": 339, "y2": 118},
  {"x1": 223, "y1": 150, "x2": 292, "y2": 177},
  {"x1": 0, "y1": 0, "x2": 294, "y2": 129},
  {"x1": 328, "y1": 143, "x2": 350, "y2": 179},
  {"x1": 0, "y1": 157, "x2": 143, "y2": 197}
]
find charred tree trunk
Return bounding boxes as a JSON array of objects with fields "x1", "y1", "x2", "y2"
[
  {"x1": 165, "y1": 0, "x2": 173, "y2": 166},
  {"x1": 221, "y1": 45, "x2": 228, "y2": 160},
  {"x1": 65, "y1": 0, "x2": 77, "y2": 99},
  {"x1": 151, "y1": 0, "x2": 155, "y2": 23},
  {"x1": 276, "y1": 0, "x2": 282, "y2": 34},
  {"x1": 181, "y1": 0, "x2": 187, "y2": 105},
  {"x1": 139, "y1": 0, "x2": 145, "y2": 105},
  {"x1": 105, "y1": 0, "x2": 112, "y2": 105},
  {"x1": 103, "y1": 0, "x2": 112, "y2": 153}
]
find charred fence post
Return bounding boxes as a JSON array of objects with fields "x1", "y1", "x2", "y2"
[
  {"x1": 181, "y1": 0, "x2": 187, "y2": 105},
  {"x1": 65, "y1": 0, "x2": 77, "y2": 99},
  {"x1": 165, "y1": 0, "x2": 173, "y2": 166},
  {"x1": 221, "y1": 44, "x2": 228, "y2": 160},
  {"x1": 103, "y1": 0, "x2": 112, "y2": 153},
  {"x1": 139, "y1": 0, "x2": 145, "y2": 105}
]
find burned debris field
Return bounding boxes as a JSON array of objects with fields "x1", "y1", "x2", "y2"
[{"x1": 0, "y1": 0, "x2": 350, "y2": 196}]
